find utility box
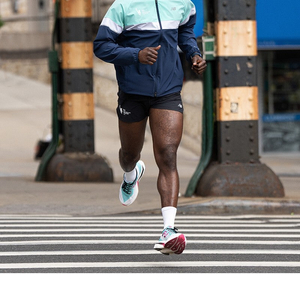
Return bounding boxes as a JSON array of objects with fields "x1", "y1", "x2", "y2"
[{"x1": 202, "y1": 36, "x2": 215, "y2": 61}]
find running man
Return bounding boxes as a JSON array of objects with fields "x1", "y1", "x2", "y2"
[{"x1": 94, "y1": 0, "x2": 206, "y2": 255}]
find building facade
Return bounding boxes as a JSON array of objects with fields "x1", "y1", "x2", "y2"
[
  {"x1": 1, "y1": 0, "x2": 299, "y2": 155},
  {"x1": 0, "y1": 0, "x2": 53, "y2": 83},
  {"x1": 193, "y1": 0, "x2": 300, "y2": 154},
  {"x1": 256, "y1": 0, "x2": 300, "y2": 153}
]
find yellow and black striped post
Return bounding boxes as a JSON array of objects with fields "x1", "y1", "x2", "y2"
[
  {"x1": 59, "y1": 0, "x2": 94, "y2": 153},
  {"x1": 43, "y1": 0, "x2": 113, "y2": 182},
  {"x1": 196, "y1": 0, "x2": 284, "y2": 197},
  {"x1": 215, "y1": 0, "x2": 258, "y2": 163}
]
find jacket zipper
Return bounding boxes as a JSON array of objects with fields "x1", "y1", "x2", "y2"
[
  {"x1": 155, "y1": 0, "x2": 163, "y2": 31},
  {"x1": 154, "y1": 0, "x2": 162, "y2": 97}
]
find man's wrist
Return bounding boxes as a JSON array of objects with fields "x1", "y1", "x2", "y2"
[{"x1": 190, "y1": 52, "x2": 201, "y2": 60}]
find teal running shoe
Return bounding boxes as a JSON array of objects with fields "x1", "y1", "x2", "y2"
[
  {"x1": 154, "y1": 227, "x2": 186, "y2": 255},
  {"x1": 119, "y1": 160, "x2": 145, "y2": 206}
]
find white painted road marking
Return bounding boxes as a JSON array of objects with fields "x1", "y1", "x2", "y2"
[
  {"x1": 0, "y1": 239, "x2": 300, "y2": 246},
  {"x1": 0, "y1": 261, "x2": 300, "y2": 269},
  {"x1": 0, "y1": 214, "x2": 299, "y2": 272},
  {"x1": 0, "y1": 249, "x2": 299, "y2": 256}
]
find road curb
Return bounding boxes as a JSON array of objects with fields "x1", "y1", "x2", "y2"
[
  {"x1": 134, "y1": 198, "x2": 300, "y2": 215},
  {"x1": 176, "y1": 199, "x2": 300, "y2": 215}
]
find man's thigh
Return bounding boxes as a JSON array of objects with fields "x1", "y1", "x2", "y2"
[{"x1": 149, "y1": 108, "x2": 183, "y2": 154}]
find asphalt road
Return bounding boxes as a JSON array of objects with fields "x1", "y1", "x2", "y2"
[{"x1": 0, "y1": 214, "x2": 300, "y2": 273}]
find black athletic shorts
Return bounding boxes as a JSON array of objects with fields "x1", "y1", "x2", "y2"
[{"x1": 116, "y1": 89, "x2": 184, "y2": 123}]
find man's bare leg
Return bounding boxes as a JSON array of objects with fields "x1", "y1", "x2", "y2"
[
  {"x1": 118, "y1": 118, "x2": 147, "y2": 206},
  {"x1": 118, "y1": 118, "x2": 148, "y2": 172},
  {"x1": 150, "y1": 108, "x2": 186, "y2": 254},
  {"x1": 149, "y1": 109, "x2": 183, "y2": 208}
]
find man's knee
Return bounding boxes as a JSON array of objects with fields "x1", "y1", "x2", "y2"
[
  {"x1": 119, "y1": 148, "x2": 140, "y2": 165},
  {"x1": 156, "y1": 144, "x2": 178, "y2": 170}
]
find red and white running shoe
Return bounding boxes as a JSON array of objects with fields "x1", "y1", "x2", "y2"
[{"x1": 154, "y1": 227, "x2": 186, "y2": 255}]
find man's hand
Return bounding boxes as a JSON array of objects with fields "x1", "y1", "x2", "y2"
[
  {"x1": 191, "y1": 55, "x2": 207, "y2": 75},
  {"x1": 138, "y1": 45, "x2": 161, "y2": 65}
]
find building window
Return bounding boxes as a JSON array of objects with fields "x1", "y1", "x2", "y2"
[{"x1": 261, "y1": 50, "x2": 300, "y2": 152}]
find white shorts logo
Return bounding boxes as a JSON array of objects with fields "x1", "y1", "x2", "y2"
[{"x1": 119, "y1": 106, "x2": 131, "y2": 116}]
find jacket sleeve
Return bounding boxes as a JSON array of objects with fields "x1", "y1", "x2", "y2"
[
  {"x1": 178, "y1": 0, "x2": 202, "y2": 61},
  {"x1": 93, "y1": 1, "x2": 140, "y2": 66}
]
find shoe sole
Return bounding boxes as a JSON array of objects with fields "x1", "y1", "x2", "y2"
[
  {"x1": 154, "y1": 234, "x2": 186, "y2": 255},
  {"x1": 119, "y1": 161, "x2": 145, "y2": 206}
]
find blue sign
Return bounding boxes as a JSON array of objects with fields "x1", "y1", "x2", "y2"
[
  {"x1": 191, "y1": 0, "x2": 204, "y2": 38},
  {"x1": 256, "y1": 0, "x2": 300, "y2": 49},
  {"x1": 263, "y1": 114, "x2": 300, "y2": 123},
  {"x1": 191, "y1": 0, "x2": 300, "y2": 49}
]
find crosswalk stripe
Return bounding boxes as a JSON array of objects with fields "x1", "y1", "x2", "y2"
[
  {"x1": 1, "y1": 233, "x2": 300, "y2": 238},
  {"x1": 0, "y1": 261, "x2": 300, "y2": 269},
  {"x1": 0, "y1": 228, "x2": 299, "y2": 233},
  {"x1": 0, "y1": 249, "x2": 300, "y2": 256},
  {"x1": 0, "y1": 239, "x2": 300, "y2": 246},
  {"x1": 0, "y1": 223, "x2": 298, "y2": 228},
  {"x1": 0, "y1": 220, "x2": 267, "y2": 224},
  {"x1": 0, "y1": 214, "x2": 299, "y2": 219}
]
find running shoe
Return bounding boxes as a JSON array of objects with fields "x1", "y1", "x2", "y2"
[
  {"x1": 154, "y1": 227, "x2": 186, "y2": 255},
  {"x1": 119, "y1": 160, "x2": 145, "y2": 206}
]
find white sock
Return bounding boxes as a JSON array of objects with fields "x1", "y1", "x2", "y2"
[
  {"x1": 161, "y1": 206, "x2": 177, "y2": 229},
  {"x1": 124, "y1": 168, "x2": 136, "y2": 183}
]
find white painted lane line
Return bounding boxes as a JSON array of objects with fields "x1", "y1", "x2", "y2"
[
  {"x1": 0, "y1": 215, "x2": 299, "y2": 219},
  {"x1": 0, "y1": 261, "x2": 300, "y2": 269},
  {"x1": 0, "y1": 223, "x2": 298, "y2": 228},
  {"x1": 1, "y1": 228, "x2": 300, "y2": 233},
  {"x1": 268, "y1": 219, "x2": 300, "y2": 223},
  {"x1": 1, "y1": 233, "x2": 300, "y2": 238},
  {"x1": 0, "y1": 220, "x2": 266, "y2": 224},
  {"x1": 0, "y1": 239, "x2": 300, "y2": 246},
  {"x1": 0, "y1": 249, "x2": 299, "y2": 256},
  {"x1": 0, "y1": 215, "x2": 72, "y2": 218}
]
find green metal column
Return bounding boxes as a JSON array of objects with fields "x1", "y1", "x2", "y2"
[
  {"x1": 35, "y1": 0, "x2": 60, "y2": 182},
  {"x1": 185, "y1": 36, "x2": 215, "y2": 197},
  {"x1": 186, "y1": 0, "x2": 284, "y2": 197},
  {"x1": 185, "y1": 0, "x2": 215, "y2": 197}
]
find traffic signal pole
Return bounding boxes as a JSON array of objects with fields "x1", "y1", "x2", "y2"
[
  {"x1": 193, "y1": 0, "x2": 284, "y2": 197},
  {"x1": 35, "y1": 0, "x2": 113, "y2": 182}
]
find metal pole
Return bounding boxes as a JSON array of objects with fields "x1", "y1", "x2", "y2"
[
  {"x1": 194, "y1": 0, "x2": 284, "y2": 197},
  {"x1": 185, "y1": 0, "x2": 215, "y2": 197},
  {"x1": 35, "y1": 0, "x2": 60, "y2": 181},
  {"x1": 36, "y1": 0, "x2": 113, "y2": 182}
]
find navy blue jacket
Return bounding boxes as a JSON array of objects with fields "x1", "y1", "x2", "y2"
[{"x1": 93, "y1": 0, "x2": 202, "y2": 97}]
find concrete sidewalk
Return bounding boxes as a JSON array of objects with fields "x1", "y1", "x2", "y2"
[{"x1": 0, "y1": 70, "x2": 300, "y2": 216}]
